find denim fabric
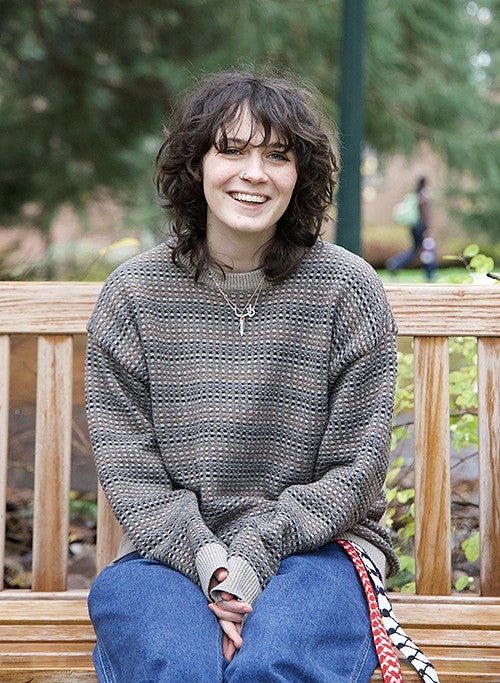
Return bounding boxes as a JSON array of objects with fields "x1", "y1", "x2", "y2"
[{"x1": 88, "y1": 543, "x2": 378, "y2": 682}]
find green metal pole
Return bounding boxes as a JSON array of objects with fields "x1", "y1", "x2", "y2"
[{"x1": 336, "y1": 0, "x2": 365, "y2": 255}]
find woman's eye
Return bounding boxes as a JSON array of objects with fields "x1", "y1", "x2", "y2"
[
  {"x1": 223, "y1": 148, "x2": 242, "y2": 156},
  {"x1": 269, "y1": 152, "x2": 289, "y2": 161}
]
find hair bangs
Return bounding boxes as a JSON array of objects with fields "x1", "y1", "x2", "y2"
[{"x1": 212, "y1": 99, "x2": 293, "y2": 154}]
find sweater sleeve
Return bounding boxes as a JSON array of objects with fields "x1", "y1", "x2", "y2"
[
  {"x1": 212, "y1": 294, "x2": 398, "y2": 606},
  {"x1": 85, "y1": 277, "x2": 227, "y2": 599}
]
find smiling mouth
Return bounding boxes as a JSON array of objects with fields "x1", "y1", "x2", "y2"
[{"x1": 230, "y1": 192, "x2": 267, "y2": 204}]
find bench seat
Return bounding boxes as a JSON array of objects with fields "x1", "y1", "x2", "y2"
[{"x1": 0, "y1": 593, "x2": 498, "y2": 682}]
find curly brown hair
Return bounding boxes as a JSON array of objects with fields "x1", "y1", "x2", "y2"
[{"x1": 155, "y1": 70, "x2": 338, "y2": 282}]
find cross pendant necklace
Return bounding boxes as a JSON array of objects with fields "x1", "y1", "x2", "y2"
[
  {"x1": 237, "y1": 303, "x2": 256, "y2": 336},
  {"x1": 208, "y1": 274, "x2": 265, "y2": 336}
]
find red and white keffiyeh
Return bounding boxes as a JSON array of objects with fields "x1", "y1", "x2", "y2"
[{"x1": 338, "y1": 540, "x2": 440, "y2": 683}]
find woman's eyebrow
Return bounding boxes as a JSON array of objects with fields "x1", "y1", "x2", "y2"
[{"x1": 268, "y1": 141, "x2": 290, "y2": 151}]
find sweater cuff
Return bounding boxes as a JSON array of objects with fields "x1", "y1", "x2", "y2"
[
  {"x1": 210, "y1": 555, "x2": 262, "y2": 607},
  {"x1": 195, "y1": 542, "x2": 229, "y2": 600}
]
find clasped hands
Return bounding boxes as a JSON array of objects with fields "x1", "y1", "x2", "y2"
[{"x1": 208, "y1": 567, "x2": 252, "y2": 662}]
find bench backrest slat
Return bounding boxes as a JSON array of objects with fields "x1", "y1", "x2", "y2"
[
  {"x1": 414, "y1": 336, "x2": 452, "y2": 594},
  {"x1": 1, "y1": 283, "x2": 499, "y2": 336},
  {"x1": 32, "y1": 335, "x2": 73, "y2": 591},
  {"x1": 478, "y1": 337, "x2": 500, "y2": 596},
  {"x1": 386, "y1": 285, "x2": 500, "y2": 336},
  {"x1": 96, "y1": 485, "x2": 123, "y2": 574},
  {"x1": 0, "y1": 282, "x2": 101, "y2": 334},
  {"x1": 0, "y1": 335, "x2": 9, "y2": 589}
]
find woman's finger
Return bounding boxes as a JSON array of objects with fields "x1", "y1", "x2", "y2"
[
  {"x1": 209, "y1": 568, "x2": 229, "y2": 593},
  {"x1": 208, "y1": 602, "x2": 244, "y2": 623},
  {"x1": 214, "y1": 568, "x2": 229, "y2": 582},
  {"x1": 222, "y1": 634, "x2": 237, "y2": 662},
  {"x1": 210, "y1": 598, "x2": 251, "y2": 616},
  {"x1": 218, "y1": 618, "x2": 243, "y2": 650}
]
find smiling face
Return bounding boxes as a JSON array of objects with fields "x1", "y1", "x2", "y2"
[{"x1": 202, "y1": 106, "x2": 298, "y2": 264}]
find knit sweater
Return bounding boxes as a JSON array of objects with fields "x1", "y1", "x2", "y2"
[{"x1": 85, "y1": 239, "x2": 399, "y2": 606}]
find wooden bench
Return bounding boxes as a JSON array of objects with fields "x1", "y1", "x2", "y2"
[{"x1": 0, "y1": 281, "x2": 498, "y2": 682}]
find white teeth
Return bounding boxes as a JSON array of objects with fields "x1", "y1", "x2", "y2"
[{"x1": 231, "y1": 192, "x2": 267, "y2": 204}]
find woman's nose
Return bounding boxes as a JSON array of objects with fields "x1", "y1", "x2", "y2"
[{"x1": 240, "y1": 152, "x2": 268, "y2": 182}]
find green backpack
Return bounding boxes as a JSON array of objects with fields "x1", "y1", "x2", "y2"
[{"x1": 392, "y1": 192, "x2": 419, "y2": 226}]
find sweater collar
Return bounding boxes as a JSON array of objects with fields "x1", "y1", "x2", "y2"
[
  {"x1": 177, "y1": 248, "x2": 270, "y2": 293},
  {"x1": 198, "y1": 265, "x2": 268, "y2": 293},
  {"x1": 176, "y1": 239, "x2": 324, "y2": 293}
]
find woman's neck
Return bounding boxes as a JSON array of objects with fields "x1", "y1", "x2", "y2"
[{"x1": 206, "y1": 232, "x2": 270, "y2": 273}]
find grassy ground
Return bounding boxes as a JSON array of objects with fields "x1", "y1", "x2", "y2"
[{"x1": 377, "y1": 267, "x2": 471, "y2": 284}]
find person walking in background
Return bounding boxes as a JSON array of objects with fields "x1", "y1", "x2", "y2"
[{"x1": 387, "y1": 176, "x2": 437, "y2": 280}]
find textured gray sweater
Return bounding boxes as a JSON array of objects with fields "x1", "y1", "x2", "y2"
[{"x1": 86, "y1": 239, "x2": 398, "y2": 606}]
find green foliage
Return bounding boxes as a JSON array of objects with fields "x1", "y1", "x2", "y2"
[
  {"x1": 69, "y1": 490, "x2": 97, "y2": 523},
  {"x1": 454, "y1": 574, "x2": 473, "y2": 591},
  {"x1": 443, "y1": 244, "x2": 499, "y2": 282},
  {"x1": 449, "y1": 337, "x2": 478, "y2": 451},
  {"x1": 462, "y1": 531, "x2": 480, "y2": 563}
]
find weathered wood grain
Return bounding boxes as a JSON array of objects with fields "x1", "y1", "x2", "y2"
[
  {"x1": 478, "y1": 337, "x2": 500, "y2": 596},
  {"x1": 0, "y1": 282, "x2": 499, "y2": 335},
  {"x1": 32, "y1": 336, "x2": 73, "y2": 591},
  {"x1": 414, "y1": 336, "x2": 451, "y2": 595},
  {"x1": 0, "y1": 336, "x2": 9, "y2": 590},
  {"x1": 96, "y1": 485, "x2": 122, "y2": 574}
]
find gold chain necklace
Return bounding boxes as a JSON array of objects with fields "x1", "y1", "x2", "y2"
[{"x1": 208, "y1": 273, "x2": 265, "y2": 336}]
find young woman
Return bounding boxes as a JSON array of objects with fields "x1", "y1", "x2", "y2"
[{"x1": 85, "y1": 71, "x2": 436, "y2": 683}]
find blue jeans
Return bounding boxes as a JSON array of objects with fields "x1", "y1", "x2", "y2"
[{"x1": 88, "y1": 543, "x2": 378, "y2": 682}]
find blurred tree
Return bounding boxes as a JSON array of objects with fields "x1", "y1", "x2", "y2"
[
  {"x1": 441, "y1": 0, "x2": 500, "y2": 239},
  {"x1": 365, "y1": 0, "x2": 500, "y2": 241},
  {"x1": 0, "y1": 0, "x2": 498, "y2": 261}
]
